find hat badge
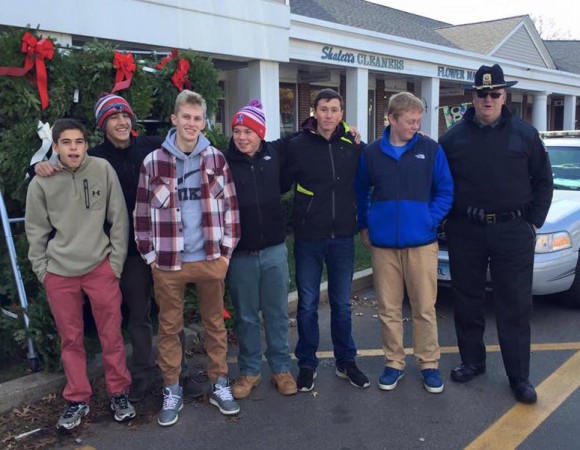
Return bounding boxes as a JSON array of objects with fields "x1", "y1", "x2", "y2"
[
  {"x1": 236, "y1": 114, "x2": 244, "y2": 124},
  {"x1": 482, "y1": 73, "x2": 492, "y2": 87}
]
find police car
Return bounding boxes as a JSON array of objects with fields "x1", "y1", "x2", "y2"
[{"x1": 437, "y1": 130, "x2": 580, "y2": 307}]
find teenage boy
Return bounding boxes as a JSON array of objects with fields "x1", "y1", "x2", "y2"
[
  {"x1": 32, "y1": 94, "x2": 203, "y2": 401},
  {"x1": 134, "y1": 90, "x2": 240, "y2": 426},
  {"x1": 282, "y1": 89, "x2": 369, "y2": 392},
  {"x1": 25, "y1": 119, "x2": 136, "y2": 431},
  {"x1": 356, "y1": 92, "x2": 453, "y2": 394}
]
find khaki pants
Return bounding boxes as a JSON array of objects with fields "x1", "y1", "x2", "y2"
[
  {"x1": 152, "y1": 259, "x2": 229, "y2": 385},
  {"x1": 372, "y1": 243, "x2": 440, "y2": 370}
]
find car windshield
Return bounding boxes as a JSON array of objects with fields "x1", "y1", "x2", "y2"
[{"x1": 547, "y1": 145, "x2": 580, "y2": 191}]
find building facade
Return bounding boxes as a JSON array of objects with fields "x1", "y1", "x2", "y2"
[{"x1": 2, "y1": 0, "x2": 579, "y2": 141}]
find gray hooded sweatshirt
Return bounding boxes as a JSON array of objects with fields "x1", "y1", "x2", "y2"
[{"x1": 162, "y1": 128, "x2": 209, "y2": 262}]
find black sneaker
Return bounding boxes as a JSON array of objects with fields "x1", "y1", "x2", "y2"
[
  {"x1": 336, "y1": 361, "x2": 370, "y2": 388},
  {"x1": 297, "y1": 368, "x2": 317, "y2": 392},
  {"x1": 128, "y1": 379, "x2": 152, "y2": 403}
]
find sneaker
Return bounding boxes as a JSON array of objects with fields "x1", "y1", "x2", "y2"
[
  {"x1": 271, "y1": 372, "x2": 298, "y2": 396},
  {"x1": 210, "y1": 376, "x2": 240, "y2": 415},
  {"x1": 421, "y1": 369, "x2": 444, "y2": 394},
  {"x1": 378, "y1": 367, "x2": 405, "y2": 391},
  {"x1": 297, "y1": 368, "x2": 317, "y2": 392},
  {"x1": 57, "y1": 401, "x2": 90, "y2": 431},
  {"x1": 336, "y1": 361, "x2": 370, "y2": 388},
  {"x1": 110, "y1": 393, "x2": 136, "y2": 422},
  {"x1": 232, "y1": 374, "x2": 262, "y2": 399},
  {"x1": 158, "y1": 385, "x2": 183, "y2": 427},
  {"x1": 128, "y1": 378, "x2": 152, "y2": 403}
]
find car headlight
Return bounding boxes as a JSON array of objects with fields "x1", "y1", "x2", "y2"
[{"x1": 535, "y1": 231, "x2": 572, "y2": 253}]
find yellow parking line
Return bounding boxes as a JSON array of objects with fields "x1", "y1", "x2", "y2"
[
  {"x1": 308, "y1": 342, "x2": 580, "y2": 360},
  {"x1": 229, "y1": 342, "x2": 580, "y2": 363},
  {"x1": 466, "y1": 350, "x2": 580, "y2": 450}
]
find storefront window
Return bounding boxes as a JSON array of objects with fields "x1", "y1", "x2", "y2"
[{"x1": 280, "y1": 83, "x2": 296, "y2": 137}]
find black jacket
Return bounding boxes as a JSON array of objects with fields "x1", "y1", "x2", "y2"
[
  {"x1": 225, "y1": 139, "x2": 286, "y2": 252},
  {"x1": 282, "y1": 118, "x2": 363, "y2": 240},
  {"x1": 439, "y1": 106, "x2": 553, "y2": 228},
  {"x1": 90, "y1": 135, "x2": 163, "y2": 255}
]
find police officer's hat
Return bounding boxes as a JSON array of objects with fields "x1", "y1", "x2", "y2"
[{"x1": 466, "y1": 64, "x2": 518, "y2": 91}]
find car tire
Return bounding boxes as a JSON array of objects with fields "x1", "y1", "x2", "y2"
[{"x1": 562, "y1": 255, "x2": 580, "y2": 308}]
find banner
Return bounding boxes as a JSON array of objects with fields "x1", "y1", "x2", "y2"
[{"x1": 443, "y1": 103, "x2": 470, "y2": 128}]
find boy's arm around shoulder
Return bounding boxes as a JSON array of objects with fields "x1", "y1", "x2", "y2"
[
  {"x1": 24, "y1": 178, "x2": 52, "y2": 283},
  {"x1": 104, "y1": 162, "x2": 129, "y2": 277}
]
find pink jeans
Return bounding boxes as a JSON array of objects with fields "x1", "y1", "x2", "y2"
[{"x1": 44, "y1": 259, "x2": 131, "y2": 403}]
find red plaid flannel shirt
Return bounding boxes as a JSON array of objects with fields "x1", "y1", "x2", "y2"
[{"x1": 134, "y1": 145, "x2": 240, "y2": 271}]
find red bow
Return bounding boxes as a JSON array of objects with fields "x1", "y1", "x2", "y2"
[
  {"x1": 0, "y1": 32, "x2": 54, "y2": 109},
  {"x1": 171, "y1": 58, "x2": 191, "y2": 91},
  {"x1": 112, "y1": 51, "x2": 136, "y2": 93},
  {"x1": 155, "y1": 49, "x2": 179, "y2": 70}
]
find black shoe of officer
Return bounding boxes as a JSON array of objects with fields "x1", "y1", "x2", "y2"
[
  {"x1": 510, "y1": 380, "x2": 537, "y2": 404},
  {"x1": 450, "y1": 362, "x2": 486, "y2": 383}
]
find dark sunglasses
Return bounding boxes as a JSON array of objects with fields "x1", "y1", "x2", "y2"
[{"x1": 476, "y1": 91, "x2": 502, "y2": 99}]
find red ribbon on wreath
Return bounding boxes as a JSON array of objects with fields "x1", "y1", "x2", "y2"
[
  {"x1": 154, "y1": 49, "x2": 190, "y2": 91},
  {"x1": 155, "y1": 49, "x2": 179, "y2": 70},
  {"x1": 171, "y1": 58, "x2": 191, "y2": 91},
  {"x1": 0, "y1": 32, "x2": 54, "y2": 109},
  {"x1": 111, "y1": 51, "x2": 136, "y2": 93}
]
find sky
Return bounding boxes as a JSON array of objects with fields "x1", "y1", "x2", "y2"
[{"x1": 369, "y1": 0, "x2": 580, "y2": 39}]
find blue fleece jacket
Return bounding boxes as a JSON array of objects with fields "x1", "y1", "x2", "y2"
[{"x1": 355, "y1": 126, "x2": 454, "y2": 248}]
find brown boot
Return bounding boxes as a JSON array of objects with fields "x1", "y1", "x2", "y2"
[
  {"x1": 232, "y1": 375, "x2": 261, "y2": 399},
  {"x1": 271, "y1": 372, "x2": 298, "y2": 396}
]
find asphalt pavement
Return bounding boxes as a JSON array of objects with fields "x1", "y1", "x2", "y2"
[{"x1": 3, "y1": 270, "x2": 580, "y2": 449}]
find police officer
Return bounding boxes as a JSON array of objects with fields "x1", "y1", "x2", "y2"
[{"x1": 439, "y1": 64, "x2": 553, "y2": 404}]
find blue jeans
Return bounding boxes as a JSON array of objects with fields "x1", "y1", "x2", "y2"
[
  {"x1": 294, "y1": 237, "x2": 357, "y2": 369},
  {"x1": 227, "y1": 243, "x2": 291, "y2": 375}
]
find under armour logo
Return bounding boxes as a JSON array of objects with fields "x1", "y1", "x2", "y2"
[{"x1": 92, "y1": 190, "x2": 101, "y2": 196}]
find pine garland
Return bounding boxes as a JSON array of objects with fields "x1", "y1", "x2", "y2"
[{"x1": 0, "y1": 28, "x2": 224, "y2": 370}]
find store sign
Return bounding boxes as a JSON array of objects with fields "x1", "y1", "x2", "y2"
[
  {"x1": 320, "y1": 46, "x2": 404, "y2": 71},
  {"x1": 437, "y1": 65, "x2": 476, "y2": 82}
]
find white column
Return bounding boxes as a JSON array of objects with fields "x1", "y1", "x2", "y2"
[
  {"x1": 346, "y1": 67, "x2": 369, "y2": 142},
  {"x1": 247, "y1": 61, "x2": 280, "y2": 140},
  {"x1": 532, "y1": 92, "x2": 548, "y2": 132},
  {"x1": 564, "y1": 95, "x2": 577, "y2": 130},
  {"x1": 420, "y1": 77, "x2": 440, "y2": 139}
]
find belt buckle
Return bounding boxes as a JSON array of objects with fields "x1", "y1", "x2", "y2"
[{"x1": 485, "y1": 214, "x2": 496, "y2": 225}]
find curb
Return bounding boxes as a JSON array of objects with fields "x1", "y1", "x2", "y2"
[{"x1": 0, "y1": 269, "x2": 374, "y2": 415}]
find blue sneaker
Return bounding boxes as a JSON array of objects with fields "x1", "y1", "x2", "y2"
[
  {"x1": 421, "y1": 369, "x2": 444, "y2": 394},
  {"x1": 378, "y1": 367, "x2": 404, "y2": 391},
  {"x1": 158, "y1": 384, "x2": 183, "y2": 427}
]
